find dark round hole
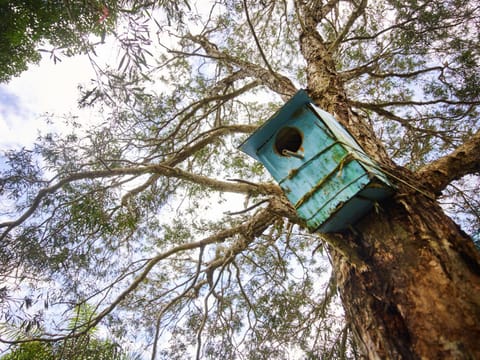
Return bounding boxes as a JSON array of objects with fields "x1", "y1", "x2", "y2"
[{"x1": 275, "y1": 127, "x2": 303, "y2": 156}]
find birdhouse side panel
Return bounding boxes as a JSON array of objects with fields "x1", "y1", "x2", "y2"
[
  {"x1": 316, "y1": 196, "x2": 376, "y2": 232},
  {"x1": 358, "y1": 183, "x2": 394, "y2": 200},
  {"x1": 310, "y1": 104, "x2": 393, "y2": 187},
  {"x1": 315, "y1": 180, "x2": 394, "y2": 232}
]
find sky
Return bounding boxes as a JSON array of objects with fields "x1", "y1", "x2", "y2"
[{"x1": 0, "y1": 53, "x2": 101, "y2": 151}]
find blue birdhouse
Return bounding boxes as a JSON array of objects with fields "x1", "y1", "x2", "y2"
[{"x1": 239, "y1": 90, "x2": 394, "y2": 233}]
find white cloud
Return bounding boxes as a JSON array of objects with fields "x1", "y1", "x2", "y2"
[{"x1": 0, "y1": 53, "x2": 99, "y2": 150}]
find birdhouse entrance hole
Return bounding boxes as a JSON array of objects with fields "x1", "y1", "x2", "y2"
[{"x1": 275, "y1": 127, "x2": 303, "y2": 157}]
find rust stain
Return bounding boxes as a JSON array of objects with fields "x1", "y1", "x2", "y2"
[
  {"x1": 288, "y1": 168, "x2": 299, "y2": 179},
  {"x1": 292, "y1": 107, "x2": 304, "y2": 119}
]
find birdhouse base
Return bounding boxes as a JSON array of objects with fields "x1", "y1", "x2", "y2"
[{"x1": 312, "y1": 181, "x2": 393, "y2": 233}]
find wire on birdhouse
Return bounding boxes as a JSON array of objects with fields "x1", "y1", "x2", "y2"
[
  {"x1": 282, "y1": 149, "x2": 304, "y2": 159},
  {"x1": 337, "y1": 141, "x2": 436, "y2": 201},
  {"x1": 294, "y1": 153, "x2": 356, "y2": 209}
]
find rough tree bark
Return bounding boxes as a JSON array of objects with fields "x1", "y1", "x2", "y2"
[{"x1": 328, "y1": 190, "x2": 480, "y2": 359}]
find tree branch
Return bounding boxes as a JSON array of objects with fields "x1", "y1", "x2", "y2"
[
  {"x1": 417, "y1": 129, "x2": 480, "y2": 194},
  {"x1": 163, "y1": 80, "x2": 260, "y2": 139},
  {"x1": 0, "y1": 163, "x2": 280, "y2": 241},
  {"x1": 186, "y1": 34, "x2": 297, "y2": 99},
  {"x1": 242, "y1": 0, "x2": 279, "y2": 83},
  {"x1": 305, "y1": 0, "x2": 339, "y2": 25},
  {"x1": 150, "y1": 164, "x2": 279, "y2": 195},
  {"x1": 366, "y1": 66, "x2": 445, "y2": 79},
  {"x1": 167, "y1": 124, "x2": 257, "y2": 165},
  {"x1": 329, "y1": 0, "x2": 367, "y2": 52},
  {"x1": 350, "y1": 98, "x2": 480, "y2": 109},
  {"x1": 340, "y1": 63, "x2": 444, "y2": 81}
]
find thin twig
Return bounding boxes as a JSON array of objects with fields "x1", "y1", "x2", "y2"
[{"x1": 225, "y1": 199, "x2": 269, "y2": 216}]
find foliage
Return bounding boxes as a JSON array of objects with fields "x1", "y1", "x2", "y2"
[
  {"x1": 0, "y1": 304, "x2": 136, "y2": 360},
  {"x1": 0, "y1": 0, "x2": 117, "y2": 82},
  {"x1": 1, "y1": 339, "x2": 129, "y2": 360},
  {"x1": 1, "y1": 341, "x2": 53, "y2": 360},
  {"x1": 0, "y1": 0, "x2": 479, "y2": 359},
  {"x1": 0, "y1": 0, "x2": 191, "y2": 82}
]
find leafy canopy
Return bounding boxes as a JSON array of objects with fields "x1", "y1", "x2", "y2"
[{"x1": 0, "y1": 0, "x2": 119, "y2": 82}]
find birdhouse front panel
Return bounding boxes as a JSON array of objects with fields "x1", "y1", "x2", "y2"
[
  {"x1": 239, "y1": 90, "x2": 394, "y2": 233},
  {"x1": 255, "y1": 106, "x2": 335, "y2": 181}
]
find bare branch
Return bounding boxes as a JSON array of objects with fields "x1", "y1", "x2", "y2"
[
  {"x1": 350, "y1": 98, "x2": 480, "y2": 109},
  {"x1": 343, "y1": 14, "x2": 418, "y2": 43},
  {"x1": 161, "y1": 80, "x2": 261, "y2": 141},
  {"x1": 206, "y1": 70, "x2": 250, "y2": 96},
  {"x1": 417, "y1": 129, "x2": 480, "y2": 194},
  {"x1": 349, "y1": 101, "x2": 443, "y2": 136},
  {"x1": 242, "y1": 0, "x2": 286, "y2": 90},
  {"x1": 366, "y1": 66, "x2": 445, "y2": 79},
  {"x1": 167, "y1": 124, "x2": 258, "y2": 165},
  {"x1": 242, "y1": 2, "x2": 269, "y2": 65},
  {"x1": 340, "y1": 63, "x2": 444, "y2": 81},
  {"x1": 150, "y1": 164, "x2": 277, "y2": 195}
]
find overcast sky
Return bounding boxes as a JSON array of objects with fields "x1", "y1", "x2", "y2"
[{"x1": 0, "y1": 53, "x2": 101, "y2": 150}]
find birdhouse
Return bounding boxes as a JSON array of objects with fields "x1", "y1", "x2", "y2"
[{"x1": 239, "y1": 90, "x2": 394, "y2": 233}]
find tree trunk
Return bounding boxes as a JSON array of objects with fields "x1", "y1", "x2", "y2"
[{"x1": 327, "y1": 190, "x2": 480, "y2": 359}]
